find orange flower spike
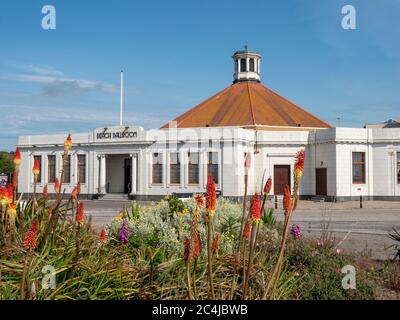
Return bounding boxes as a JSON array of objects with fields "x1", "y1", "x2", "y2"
[
  {"x1": 212, "y1": 233, "x2": 220, "y2": 254},
  {"x1": 42, "y1": 184, "x2": 48, "y2": 199},
  {"x1": 32, "y1": 159, "x2": 40, "y2": 177},
  {"x1": 7, "y1": 202, "x2": 17, "y2": 218},
  {"x1": 13, "y1": 148, "x2": 21, "y2": 170},
  {"x1": 64, "y1": 134, "x2": 72, "y2": 152},
  {"x1": 294, "y1": 149, "x2": 305, "y2": 182},
  {"x1": 206, "y1": 175, "x2": 216, "y2": 217},
  {"x1": 194, "y1": 231, "x2": 202, "y2": 259},
  {"x1": 264, "y1": 177, "x2": 272, "y2": 195},
  {"x1": 183, "y1": 238, "x2": 190, "y2": 262},
  {"x1": 243, "y1": 221, "x2": 251, "y2": 240},
  {"x1": 194, "y1": 194, "x2": 204, "y2": 209},
  {"x1": 71, "y1": 186, "x2": 78, "y2": 200},
  {"x1": 23, "y1": 220, "x2": 39, "y2": 249},
  {"x1": 100, "y1": 229, "x2": 107, "y2": 245},
  {"x1": 75, "y1": 202, "x2": 84, "y2": 224},
  {"x1": 54, "y1": 178, "x2": 60, "y2": 193},
  {"x1": 283, "y1": 185, "x2": 291, "y2": 215},
  {"x1": 250, "y1": 193, "x2": 261, "y2": 223},
  {"x1": 0, "y1": 185, "x2": 13, "y2": 208}
]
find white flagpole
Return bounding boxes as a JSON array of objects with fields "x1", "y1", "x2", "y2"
[{"x1": 120, "y1": 70, "x2": 123, "y2": 126}]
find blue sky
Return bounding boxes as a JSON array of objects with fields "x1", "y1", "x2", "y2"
[{"x1": 0, "y1": 0, "x2": 399, "y2": 151}]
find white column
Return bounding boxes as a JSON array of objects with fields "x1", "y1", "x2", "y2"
[
  {"x1": 246, "y1": 58, "x2": 249, "y2": 73},
  {"x1": 99, "y1": 155, "x2": 106, "y2": 194},
  {"x1": 258, "y1": 59, "x2": 261, "y2": 75},
  {"x1": 131, "y1": 153, "x2": 137, "y2": 195}
]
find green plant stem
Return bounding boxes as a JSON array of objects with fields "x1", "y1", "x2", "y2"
[
  {"x1": 185, "y1": 260, "x2": 193, "y2": 300},
  {"x1": 206, "y1": 215, "x2": 215, "y2": 300},
  {"x1": 243, "y1": 223, "x2": 258, "y2": 300},
  {"x1": 192, "y1": 258, "x2": 198, "y2": 299},
  {"x1": 237, "y1": 173, "x2": 248, "y2": 259}
]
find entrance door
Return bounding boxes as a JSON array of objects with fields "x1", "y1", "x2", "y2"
[
  {"x1": 124, "y1": 158, "x2": 132, "y2": 194},
  {"x1": 273, "y1": 165, "x2": 291, "y2": 195},
  {"x1": 315, "y1": 168, "x2": 327, "y2": 196}
]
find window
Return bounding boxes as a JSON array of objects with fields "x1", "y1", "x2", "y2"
[
  {"x1": 63, "y1": 155, "x2": 71, "y2": 183},
  {"x1": 170, "y1": 153, "x2": 181, "y2": 184},
  {"x1": 77, "y1": 155, "x2": 86, "y2": 183},
  {"x1": 207, "y1": 152, "x2": 219, "y2": 184},
  {"x1": 352, "y1": 152, "x2": 366, "y2": 184},
  {"x1": 48, "y1": 155, "x2": 56, "y2": 183},
  {"x1": 188, "y1": 152, "x2": 199, "y2": 184},
  {"x1": 152, "y1": 153, "x2": 163, "y2": 184},
  {"x1": 235, "y1": 60, "x2": 238, "y2": 73},
  {"x1": 397, "y1": 152, "x2": 400, "y2": 184},
  {"x1": 249, "y1": 58, "x2": 255, "y2": 72},
  {"x1": 240, "y1": 58, "x2": 246, "y2": 72},
  {"x1": 33, "y1": 155, "x2": 42, "y2": 183}
]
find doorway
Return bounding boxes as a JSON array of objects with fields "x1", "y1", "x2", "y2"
[
  {"x1": 124, "y1": 158, "x2": 132, "y2": 194},
  {"x1": 315, "y1": 168, "x2": 327, "y2": 196},
  {"x1": 274, "y1": 165, "x2": 291, "y2": 195}
]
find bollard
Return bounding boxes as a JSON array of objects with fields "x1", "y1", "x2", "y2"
[
  {"x1": 275, "y1": 195, "x2": 278, "y2": 209},
  {"x1": 360, "y1": 195, "x2": 363, "y2": 209}
]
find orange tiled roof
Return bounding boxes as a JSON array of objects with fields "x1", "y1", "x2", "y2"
[{"x1": 161, "y1": 81, "x2": 332, "y2": 129}]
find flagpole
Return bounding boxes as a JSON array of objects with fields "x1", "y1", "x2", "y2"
[{"x1": 120, "y1": 70, "x2": 123, "y2": 126}]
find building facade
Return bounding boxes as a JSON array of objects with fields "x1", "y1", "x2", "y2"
[{"x1": 17, "y1": 49, "x2": 400, "y2": 201}]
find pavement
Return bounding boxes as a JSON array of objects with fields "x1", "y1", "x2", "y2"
[{"x1": 83, "y1": 199, "x2": 400, "y2": 260}]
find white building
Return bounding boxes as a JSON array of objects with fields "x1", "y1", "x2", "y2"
[{"x1": 17, "y1": 49, "x2": 400, "y2": 201}]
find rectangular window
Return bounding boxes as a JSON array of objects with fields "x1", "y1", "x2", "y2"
[
  {"x1": 207, "y1": 152, "x2": 219, "y2": 184},
  {"x1": 397, "y1": 152, "x2": 400, "y2": 184},
  {"x1": 63, "y1": 155, "x2": 71, "y2": 183},
  {"x1": 352, "y1": 152, "x2": 366, "y2": 184},
  {"x1": 152, "y1": 153, "x2": 163, "y2": 184},
  {"x1": 188, "y1": 152, "x2": 199, "y2": 184},
  {"x1": 170, "y1": 153, "x2": 181, "y2": 184},
  {"x1": 33, "y1": 155, "x2": 42, "y2": 183},
  {"x1": 77, "y1": 155, "x2": 86, "y2": 184},
  {"x1": 48, "y1": 155, "x2": 56, "y2": 183}
]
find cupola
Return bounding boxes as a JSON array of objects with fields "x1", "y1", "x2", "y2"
[{"x1": 232, "y1": 46, "x2": 261, "y2": 83}]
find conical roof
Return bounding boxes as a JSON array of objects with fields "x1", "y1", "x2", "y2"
[{"x1": 161, "y1": 81, "x2": 331, "y2": 129}]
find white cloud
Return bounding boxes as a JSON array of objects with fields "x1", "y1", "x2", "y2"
[{"x1": 0, "y1": 73, "x2": 119, "y2": 96}]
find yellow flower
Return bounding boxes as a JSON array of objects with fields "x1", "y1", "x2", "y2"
[{"x1": 115, "y1": 211, "x2": 124, "y2": 222}]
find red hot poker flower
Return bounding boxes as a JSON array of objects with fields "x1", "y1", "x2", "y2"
[
  {"x1": 212, "y1": 233, "x2": 220, "y2": 254},
  {"x1": 0, "y1": 185, "x2": 13, "y2": 208},
  {"x1": 250, "y1": 193, "x2": 261, "y2": 222},
  {"x1": 32, "y1": 159, "x2": 40, "y2": 177},
  {"x1": 264, "y1": 177, "x2": 272, "y2": 194},
  {"x1": 283, "y1": 185, "x2": 291, "y2": 215},
  {"x1": 294, "y1": 149, "x2": 305, "y2": 181},
  {"x1": 42, "y1": 184, "x2": 48, "y2": 199},
  {"x1": 194, "y1": 194, "x2": 204, "y2": 209},
  {"x1": 75, "y1": 202, "x2": 84, "y2": 224},
  {"x1": 64, "y1": 134, "x2": 72, "y2": 152},
  {"x1": 13, "y1": 148, "x2": 21, "y2": 169},
  {"x1": 23, "y1": 220, "x2": 39, "y2": 249},
  {"x1": 206, "y1": 175, "x2": 216, "y2": 216},
  {"x1": 100, "y1": 229, "x2": 107, "y2": 245},
  {"x1": 243, "y1": 221, "x2": 251, "y2": 240},
  {"x1": 194, "y1": 231, "x2": 202, "y2": 259},
  {"x1": 183, "y1": 238, "x2": 190, "y2": 262},
  {"x1": 71, "y1": 184, "x2": 79, "y2": 200},
  {"x1": 54, "y1": 178, "x2": 60, "y2": 193}
]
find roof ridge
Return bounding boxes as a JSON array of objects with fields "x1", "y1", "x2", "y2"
[{"x1": 246, "y1": 82, "x2": 256, "y2": 125}]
